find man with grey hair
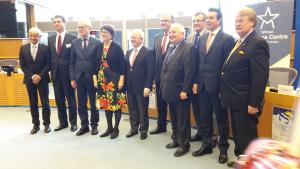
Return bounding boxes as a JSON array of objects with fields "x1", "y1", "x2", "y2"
[
  {"x1": 70, "y1": 20, "x2": 101, "y2": 136},
  {"x1": 161, "y1": 23, "x2": 196, "y2": 157},
  {"x1": 19, "y1": 27, "x2": 51, "y2": 134},
  {"x1": 125, "y1": 30, "x2": 155, "y2": 140},
  {"x1": 220, "y1": 7, "x2": 269, "y2": 167},
  {"x1": 150, "y1": 13, "x2": 175, "y2": 136}
]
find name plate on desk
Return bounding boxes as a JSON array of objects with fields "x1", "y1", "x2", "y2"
[{"x1": 278, "y1": 85, "x2": 295, "y2": 95}]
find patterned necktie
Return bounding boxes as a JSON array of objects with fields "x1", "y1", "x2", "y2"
[
  {"x1": 193, "y1": 32, "x2": 200, "y2": 48},
  {"x1": 83, "y1": 39, "x2": 88, "y2": 56},
  {"x1": 161, "y1": 33, "x2": 168, "y2": 55},
  {"x1": 166, "y1": 44, "x2": 176, "y2": 64},
  {"x1": 224, "y1": 39, "x2": 241, "y2": 65},
  {"x1": 57, "y1": 35, "x2": 62, "y2": 55},
  {"x1": 206, "y1": 33, "x2": 214, "y2": 54},
  {"x1": 130, "y1": 49, "x2": 138, "y2": 66}
]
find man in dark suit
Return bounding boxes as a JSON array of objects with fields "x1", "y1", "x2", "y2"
[
  {"x1": 48, "y1": 15, "x2": 77, "y2": 132},
  {"x1": 161, "y1": 23, "x2": 196, "y2": 157},
  {"x1": 125, "y1": 30, "x2": 155, "y2": 140},
  {"x1": 192, "y1": 8, "x2": 235, "y2": 164},
  {"x1": 19, "y1": 27, "x2": 51, "y2": 134},
  {"x1": 220, "y1": 7, "x2": 269, "y2": 167},
  {"x1": 70, "y1": 20, "x2": 101, "y2": 136},
  {"x1": 186, "y1": 11, "x2": 207, "y2": 142},
  {"x1": 150, "y1": 14, "x2": 175, "y2": 135}
]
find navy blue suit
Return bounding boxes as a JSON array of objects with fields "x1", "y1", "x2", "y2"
[
  {"x1": 195, "y1": 29, "x2": 235, "y2": 153},
  {"x1": 48, "y1": 33, "x2": 77, "y2": 126},
  {"x1": 70, "y1": 36, "x2": 101, "y2": 128},
  {"x1": 19, "y1": 43, "x2": 51, "y2": 126},
  {"x1": 126, "y1": 46, "x2": 155, "y2": 133}
]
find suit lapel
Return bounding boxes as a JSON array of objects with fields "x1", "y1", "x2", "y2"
[
  {"x1": 206, "y1": 31, "x2": 222, "y2": 55},
  {"x1": 132, "y1": 46, "x2": 144, "y2": 67},
  {"x1": 25, "y1": 44, "x2": 35, "y2": 62},
  {"x1": 165, "y1": 41, "x2": 184, "y2": 66},
  {"x1": 155, "y1": 33, "x2": 163, "y2": 56}
]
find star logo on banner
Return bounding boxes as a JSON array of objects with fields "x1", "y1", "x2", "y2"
[{"x1": 257, "y1": 7, "x2": 280, "y2": 30}]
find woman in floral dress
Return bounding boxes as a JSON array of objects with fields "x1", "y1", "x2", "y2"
[{"x1": 94, "y1": 25, "x2": 126, "y2": 139}]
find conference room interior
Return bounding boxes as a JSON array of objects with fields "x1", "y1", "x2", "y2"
[{"x1": 0, "y1": 0, "x2": 299, "y2": 169}]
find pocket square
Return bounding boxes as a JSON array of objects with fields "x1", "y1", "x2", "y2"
[
  {"x1": 238, "y1": 50, "x2": 245, "y2": 55},
  {"x1": 66, "y1": 44, "x2": 71, "y2": 48}
]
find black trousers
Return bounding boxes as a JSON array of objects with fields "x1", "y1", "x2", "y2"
[
  {"x1": 229, "y1": 108, "x2": 258, "y2": 156},
  {"x1": 127, "y1": 92, "x2": 149, "y2": 134},
  {"x1": 53, "y1": 69, "x2": 77, "y2": 126},
  {"x1": 155, "y1": 82, "x2": 176, "y2": 129},
  {"x1": 199, "y1": 86, "x2": 229, "y2": 153},
  {"x1": 191, "y1": 92, "x2": 201, "y2": 134},
  {"x1": 77, "y1": 73, "x2": 99, "y2": 128},
  {"x1": 25, "y1": 79, "x2": 50, "y2": 126},
  {"x1": 168, "y1": 98, "x2": 191, "y2": 148}
]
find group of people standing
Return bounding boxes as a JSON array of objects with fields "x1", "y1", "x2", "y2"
[{"x1": 19, "y1": 6, "x2": 269, "y2": 167}]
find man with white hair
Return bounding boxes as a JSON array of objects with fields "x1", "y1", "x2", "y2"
[
  {"x1": 70, "y1": 20, "x2": 102, "y2": 136},
  {"x1": 125, "y1": 30, "x2": 155, "y2": 140},
  {"x1": 160, "y1": 23, "x2": 196, "y2": 157},
  {"x1": 19, "y1": 27, "x2": 51, "y2": 134}
]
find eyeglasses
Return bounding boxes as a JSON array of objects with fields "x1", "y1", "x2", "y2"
[
  {"x1": 193, "y1": 19, "x2": 205, "y2": 23},
  {"x1": 78, "y1": 26, "x2": 89, "y2": 29},
  {"x1": 100, "y1": 30, "x2": 109, "y2": 33},
  {"x1": 160, "y1": 20, "x2": 172, "y2": 23}
]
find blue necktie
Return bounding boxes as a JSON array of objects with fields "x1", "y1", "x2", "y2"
[
  {"x1": 166, "y1": 44, "x2": 176, "y2": 64},
  {"x1": 193, "y1": 32, "x2": 200, "y2": 48}
]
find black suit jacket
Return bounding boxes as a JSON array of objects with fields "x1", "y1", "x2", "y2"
[
  {"x1": 160, "y1": 41, "x2": 196, "y2": 102},
  {"x1": 99, "y1": 41, "x2": 126, "y2": 75},
  {"x1": 220, "y1": 31, "x2": 269, "y2": 110},
  {"x1": 69, "y1": 36, "x2": 101, "y2": 81},
  {"x1": 195, "y1": 30, "x2": 235, "y2": 95},
  {"x1": 48, "y1": 33, "x2": 77, "y2": 82},
  {"x1": 125, "y1": 46, "x2": 155, "y2": 94},
  {"x1": 153, "y1": 32, "x2": 170, "y2": 82},
  {"x1": 19, "y1": 43, "x2": 51, "y2": 84}
]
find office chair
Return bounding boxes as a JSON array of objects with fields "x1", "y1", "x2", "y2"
[{"x1": 269, "y1": 67, "x2": 298, "y2": 87}]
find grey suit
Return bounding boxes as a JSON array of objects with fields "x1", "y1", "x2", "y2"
[
  {"x1": 48, "y1": 33, "x2": 77, "y2": 126},
  {"x1": 160, "y1": 40, "x2": 196, "y2": 148},
  {"x1": 70, "y1": 36, "x2": 101, "y2": 128}
]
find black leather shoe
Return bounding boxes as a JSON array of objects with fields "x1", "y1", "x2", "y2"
[
  {"x1": 71, "y1": 125, "x2": 77, "y2": 132},
  {"x1": 54, "y1": 125, "x2": 68, "y2": 131},
  {"x1": 174, "y1": 146, "x2": 189, "y2": 157},
  {"x1": 166, "y1": 142, "x2": 179, "y2": 149},
  {"x1": 192, "y1": 144, "x2": 213, "y2": 157},
  {"x1": 140, "y1": 133, "x2": 147, "y2": 140},
  {"x1": 149, "y1": 126, "x2": 166, "y2": 135},
  {"x1": 76, "y1": 127, "x2": 89, "y2": 136},
  {"x1": 218, "y1": 152, "x2": 228, "y2": 164},
  {"x1": 30, "y1": 125, "x2": 40, "y2": 134},
  {"x1": 100, "y1": 128, "x2": 113, "y2": 138},
  {"x1": 126, "y1": 130, "x2": 138, "y2": 138},
  {"x1": 110, "y1": 129, "x2": 119, "y2": 139},
  {"x1": 227, "y1": 161, "x2": 237, "y2": 168},
  {"x1": 91, "y1": 128, "x2": 98, "y2": 135},
  {"x1": 190, "y1": 133, "x2": 202, "y2": 142},
  {"x1": 44, "y1": 125, "x2": 51, "y2": 133}
]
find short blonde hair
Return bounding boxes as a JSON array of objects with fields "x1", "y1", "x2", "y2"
[
  {"x1": 237, "y1": 7, "x2": 257, "y2": 27},
  {"x1": 29, "y1": 27, "x2": 42, "y2": 35},
  {"x1": 78, "y1": 20, "x2": 92, "y2": 28},
  {"x1": 131, "y1": 29, "x2": 144, "y2": 40},
  {"x1": 170, "y1": 23, "x2": 185, "y2": 37}
]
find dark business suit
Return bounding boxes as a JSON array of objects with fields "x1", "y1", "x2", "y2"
[
  {"x1": 125, "y1": 46, "x2": 155, "y2": 134},
  {"x1": 160, "y1": 40, "x2": 196, "y2": 148},
  {"x1": 69, "y1": 36, "x2": 101, "y2": 128},
  {"x1": 153, "y1": 32, "x2": 174, "y2": 130},
  {"x1": 48, "y1": 33, "x2": 77, "y2": 127},
  {"x1": 220, "y1": 30, "x2": 269, "y2": 156},
  {"x1": 19, "y1": 43, "x2": 51, "y2": 126},
  {"x1": 195, "y1": 29, "x2": 235, "y2": 153}
]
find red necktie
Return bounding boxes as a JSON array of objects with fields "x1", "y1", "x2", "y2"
[
  {"x1": 161, "y1": 33, "x2": 168, "y2": 55},
  {"x1": 57, "y1": 35, "x2": 62, "y2": 55}
]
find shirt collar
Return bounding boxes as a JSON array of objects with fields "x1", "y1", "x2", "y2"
[
  {"x1": 240, "y1": 29, "x2": 254, "y2": 43},
  {"x1": 30, "y1": 43, "x2": 39, "y2": 48},
  {"x1": 134, "y1": 45, "x2": 143, "y2": 51},
  {"x1": 57, "y1": 31, "x2": 66, "y2": 36},
  {"x1": 209, "y1": 26, "x2": 221, "y2": 36}
]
